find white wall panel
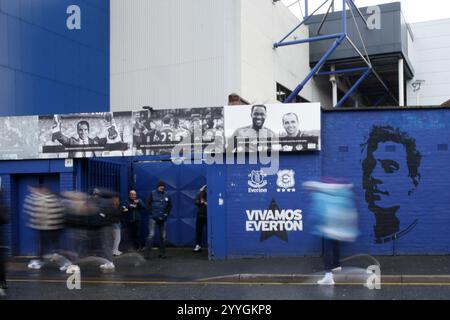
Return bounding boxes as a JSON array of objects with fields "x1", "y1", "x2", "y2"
[{"x1": 407, "y1": 19, "x2": 450, "y2": 106}]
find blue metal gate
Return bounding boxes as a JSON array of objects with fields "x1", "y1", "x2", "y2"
[
  {"x1": 81, "y1": 159, "x2": 122, "y2": 193},
  {"x1": 133, "y1": 161, "x2": 207, "y2": 247}
]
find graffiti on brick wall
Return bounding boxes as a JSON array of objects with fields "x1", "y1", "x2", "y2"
[{"x1": 361, "y1": 126, "x2": 422, "y2": 244}]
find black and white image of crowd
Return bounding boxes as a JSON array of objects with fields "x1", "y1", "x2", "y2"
[
  {"x1": 39, "y1": 112, "x2": 133, "y2": 159},
  {"x1": 0, "y1": 116, "x2": 39, "y2": 160},
  {"x1": 132, "y1": 107, "x2": 225, "y2": 156}
]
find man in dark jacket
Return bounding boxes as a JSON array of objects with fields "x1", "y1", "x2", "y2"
[
  {"x1": 193, "y1": 185, "x2": 207, "y2": 252},
  {"x1": 123, "y1": 190, "x2": 145, "y2": 251},
  {"x1": 144, "y1": 181, "x2": 172, "y2": 259}
]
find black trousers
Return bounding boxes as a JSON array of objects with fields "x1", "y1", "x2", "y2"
[
  {"x1": 0, "y1": 246, "x2": 6, "y2": 283},
  {"x1": 324, "y1": 238, "x2": 340, "y2": 272},
  {"x1": 195, "y1": 216, "x2": 207, "y2": 246},
  {"x1": 127, "y1": 220, "x2": 141, "y2": 250},
  {"x1": 38, "y1": 230, "x2": 61, "y2": 259}
]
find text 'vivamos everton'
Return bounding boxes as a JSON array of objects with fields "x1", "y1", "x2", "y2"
[{"x1": 245, "y1": 209, "x2": 303, "y2": 232}]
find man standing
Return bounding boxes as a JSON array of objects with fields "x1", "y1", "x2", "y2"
[
  {"x1": 144, "y1": 182, "x2": 172, "y2": 259},
  {"x1": 123, "y1": 190, "x2": 146, "y2": 251},
  {"x1": 193, "y1": 185, "x2": 207, "y2": 252},
  {"x1": 228, "y1": 105, "x2": 276, "y2": 153}
]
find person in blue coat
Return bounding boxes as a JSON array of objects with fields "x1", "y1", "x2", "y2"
[
  {"x1": 144, "y1": 181, "x2": 172, "y2": 259},
  {"x1": 303, "y1": 177, "x2": 359, "y2": 285}
]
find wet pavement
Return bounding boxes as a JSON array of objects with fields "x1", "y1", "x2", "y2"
[{"x1": 2, "y1": 248, "x2": 450, "y2": 300}]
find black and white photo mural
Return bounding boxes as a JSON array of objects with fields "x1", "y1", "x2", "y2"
[
  {"x1": 224, "y1": 103, "x2": 321, "y2": 153},
  {"x1": 39, "y1": 112, "x2": 133, "y2": 159},
  {"x1": 0, "y1": 116, "x2": 39, "y2": 160},
  {"x1": 132, "y1": 107, "x2": 225, "y2": 156}
]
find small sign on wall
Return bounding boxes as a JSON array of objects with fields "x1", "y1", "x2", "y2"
[{"x1": 65, "y1": 159, "x2": 74, "y2": 168}]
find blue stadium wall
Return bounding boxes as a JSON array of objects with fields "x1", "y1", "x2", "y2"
[
  {"x1": 0, "y1": 0, "x2": 110, "y2": 255},
  {"x1": 208, "y1": 107, "x2": 450, "y2": 259},
  {"x1": 0, "y1": 0, "x2": 110, "y2": 116}
]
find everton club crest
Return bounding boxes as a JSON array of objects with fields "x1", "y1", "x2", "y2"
[
  {"x1": 277, "y1": 170, "x2": 296, "y2": 193},
  {"x1": 248, "y1": 170, "x2": 268, "y2": 193}
]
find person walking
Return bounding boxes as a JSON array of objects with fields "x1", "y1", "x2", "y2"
[
  {"x1": 303, "y1": 178, "x2": 359, "y2": 285},
  {"x1": 24, "y1": 186, "x2": 65, "y2": 270}
]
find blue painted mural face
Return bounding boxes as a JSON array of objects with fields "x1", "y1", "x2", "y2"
[
  {"x1": 369, "y1": 142, "x2": 410, "y2": 210},
  {"x1": 362, "y1": 126, "x2": 422, "y2": 244}
]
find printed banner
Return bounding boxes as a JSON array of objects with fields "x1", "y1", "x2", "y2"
[
  {"x1": 224, "y1": 103, "x2": 321, "y2": 153},
  {"x1": 39, "y1": 112, "x2": 133, "y2": 159}
]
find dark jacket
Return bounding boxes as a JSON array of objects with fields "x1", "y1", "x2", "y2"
[
  {"x1": 0, "y1": 209, "x2": 8, "y2": 225},
  {"x1": 194, "y1": 189, "x2": 207, "y2": 219},
  {"x1": 146, "y1": 190, "x2": 172, "y2": 222},
  {"x1": 123, "y1": 198, "x2": 145, "y2": 222}
]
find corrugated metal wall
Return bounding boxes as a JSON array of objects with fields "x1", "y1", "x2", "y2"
[{"x1": 111, "y1": 0, "x2": 239, "y2": 110}]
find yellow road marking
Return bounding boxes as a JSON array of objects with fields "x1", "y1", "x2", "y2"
[{"x1": 7, "y1": 278, "x2": 450, "y2": 287}]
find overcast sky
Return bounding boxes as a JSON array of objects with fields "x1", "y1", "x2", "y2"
[{"x1": 282, "y1": 0, "x2": 450, "y2": 23}]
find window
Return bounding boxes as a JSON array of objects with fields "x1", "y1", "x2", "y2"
[{"x1": 276, "y1": 83, "x2": 309, "y2": 103}]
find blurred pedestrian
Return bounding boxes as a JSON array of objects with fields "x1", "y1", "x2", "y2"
[
  {"x1": 0, "y1": 190, "x2": 10, "y2": 295},
  {"x1": 90, "y1": 189, "x2": 125, "y2": 270},
  {"x1": 193, "y1": 185, "x2": 207, "y2": 252},
  {"x1": 24, "y1": 186, "x2": 65, "y2": 270},
  {"x1": 123, "y1": 190, "x2": 145, "y2": 251},
  {"x1": 303, "y1": 178, "x2": 359, "y2": 285},
  {"x1": 144, "y1": 181, "x2": 172, "y2": 259}
]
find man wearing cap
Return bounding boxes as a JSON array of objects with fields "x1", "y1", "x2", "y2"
[{"x1": 144, "y1": 181, "x2": 173, "y2": 259}]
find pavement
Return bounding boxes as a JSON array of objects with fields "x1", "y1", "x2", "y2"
[{"x1": 6, "y1": 248, "x2": 450, "y2": 286}]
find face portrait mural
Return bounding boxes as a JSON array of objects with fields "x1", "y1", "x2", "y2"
[
  {"x1": 283, "y1": 113, "x2": 300, "y2": 137},
  {"x1": 252, "y1": 105, "x2": 267, "y2": 130},
  {"x1": 362, "y1": 126, "x2": 422, "y2": 244}
]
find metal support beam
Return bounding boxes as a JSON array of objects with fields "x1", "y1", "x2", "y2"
[
  {"x1": 317, "y1": 66, "x2": 370, "y2": 76},
  {"x1": 274, "y1": 33, "x2": 342, "y2": 48},
  {"x1": 275, "y1": 0, "x2": 330, "y2": 46},
  {"x1": 346, "y1": 0, "x2": 370, "y2": 29},
  {"x1": 285, "y1": 34, "x2": 346, "y2": 103},
  {"x1": 342, "y1": 0, "x2": 347, "y2": 35},
  {"x1": 317, "y1": 0, "x2": 335, "y2": 35},
  {"x1": 399, "y1": 58, "x2": 405, "y2": 106},
  {"x1": 305, "y1": 0, "x2": 309, "y2": 18},
  {"x1": 335, "y1": 67, "x2": 372, "y2": 108},
  {"x1": 330, "y1": 65, "x2": 338, "y2": 107}
]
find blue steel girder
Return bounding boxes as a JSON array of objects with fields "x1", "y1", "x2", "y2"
[{"x1": 273, "y1": 0, "x2": 373, "y2": 108}]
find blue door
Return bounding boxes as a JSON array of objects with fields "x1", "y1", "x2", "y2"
[
  {"x1": 14, "y1": 174, "x2": 60, "y2": 256},
  {"x1": 133, "y1": 161, "x2": 206, "y2": 247}
]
